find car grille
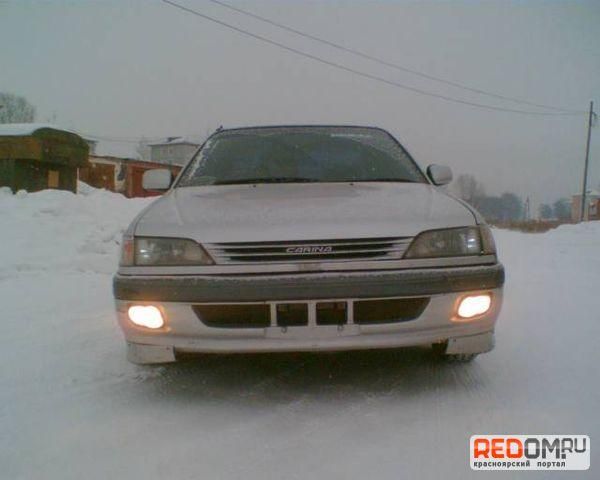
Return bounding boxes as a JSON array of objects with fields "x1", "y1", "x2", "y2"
[{"x1": 206, "y1": 237, "x2": 412, "y2": 264}]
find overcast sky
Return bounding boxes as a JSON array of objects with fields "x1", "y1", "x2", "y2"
[{"x1": 1, "y1": 0, "x2": 599, "y2": 206}]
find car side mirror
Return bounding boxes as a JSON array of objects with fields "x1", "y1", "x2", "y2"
[
  {"x1": 142, "y1": 169, "x2": 173, "y2": 191},
  {"x1": 427, "y1": 164, "x2": 453, "y2": 186}
]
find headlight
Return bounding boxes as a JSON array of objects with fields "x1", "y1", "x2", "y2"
[
  {"x1": 404, "y1": 226, "x2": 494, "y2": 259},
  {"x1": 126, "y1": 237, "x2": 214, "y2": 266}
]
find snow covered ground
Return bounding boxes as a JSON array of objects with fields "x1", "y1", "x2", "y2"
[{"x1": 1, "y1": 187, "x2": 598, "y2": 479}]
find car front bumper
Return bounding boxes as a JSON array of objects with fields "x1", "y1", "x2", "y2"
[{"x1": 113, "y1": 264, "x2": 504, "y2": 363}]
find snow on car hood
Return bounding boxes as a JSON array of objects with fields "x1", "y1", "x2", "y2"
[{"x1": 134, "y1": 183, "x2": 476, "y2": 242}]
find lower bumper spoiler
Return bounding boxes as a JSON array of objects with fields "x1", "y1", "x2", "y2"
[{"x1": 125, "y1": 330, "x2": 496, "y2": 364}]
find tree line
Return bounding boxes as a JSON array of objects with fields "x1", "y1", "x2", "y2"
[
  {"x1": 450, "y1": 174, "x2": 572, "y2": 222},
  {"x1": 0, "y1": 92, "x2": 36, "y2": 123}
]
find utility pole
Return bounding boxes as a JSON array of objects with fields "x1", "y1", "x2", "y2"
[{"x1": 580, "y1": 101, "x2": 595, "y2": 222}]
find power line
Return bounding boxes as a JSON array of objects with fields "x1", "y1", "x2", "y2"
[
  {"x1": 160, "y1": 0, "x2": 583, "y2": 117},
  {"x1": 206, "y1": 0, "x2": 583, "y2": 114}
]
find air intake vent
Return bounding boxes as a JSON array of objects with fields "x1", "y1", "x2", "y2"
[
  {"x1": 192, "y1": 304, "x2": 270, "y2": 328},
  {"x1": 354, "y1": 298, "x2": 429, "y2": 324}
]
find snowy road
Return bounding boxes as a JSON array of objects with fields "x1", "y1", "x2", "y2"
[{"x1": 1, "y1": 188, "x2": 598, "y2": 479}]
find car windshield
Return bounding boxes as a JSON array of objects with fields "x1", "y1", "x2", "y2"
[{"x1": 176, "y1": 126, "x2": 426, "y2": 186}]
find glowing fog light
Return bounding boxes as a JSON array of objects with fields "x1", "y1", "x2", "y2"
[
  {"x1": 457, "y1": 295, "x2": 492, "y2": 319},
  {"x1": 128, "y1": 305, "x2": 164, "y2": 329}
]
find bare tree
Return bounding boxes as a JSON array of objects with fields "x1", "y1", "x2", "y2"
[
  {"x1": 451, "y1": 174, "x2": 486, "y2": 204},
  {"x1": 539, "y1": 203, "x2": 553, "y2": 219},
  {"x1": 0, "y1": 92, "x2": 36, "y2": 123},
  {"x1": 553, "y1": 198, "x2": 571, "y2": 220}
]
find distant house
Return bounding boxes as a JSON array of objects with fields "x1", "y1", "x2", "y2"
[
  {"x1": 149, "y1": 137, "x2": 200, "y2": 166},
  {"x1": 79, "y1": 155, "x2": 182, "y2": 198},
  {"x1": 0, "y1": 123, "x2": 88, "y2": 193},
  {"x1": 571, "y1": 190, "x2": 600, "y2": 222}
]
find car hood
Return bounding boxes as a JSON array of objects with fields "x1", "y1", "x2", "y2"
[{"x1": 134, "y1": 183, "x2": 476, "y2": 242}]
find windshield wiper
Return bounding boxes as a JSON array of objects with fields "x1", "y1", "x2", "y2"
[
  {"x1": 213, "y1": 177, "x2": 319, "y2": 185},
  {"x1": 209, "y1": 177, "x2": 419, "y2": 185}
]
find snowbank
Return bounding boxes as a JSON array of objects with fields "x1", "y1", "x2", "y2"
[
  {"x1": 0, "y1": 189, "x2": 598, "y2": 479},
  {"x1": 0, "y1": 186, "x2": 151, "y2": 278}
]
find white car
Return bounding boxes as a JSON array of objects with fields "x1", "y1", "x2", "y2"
[{"x1": 114, "y1": 126, "x2": 504, "y2": 364}]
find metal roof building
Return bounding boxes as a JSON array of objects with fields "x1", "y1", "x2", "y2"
[{"x1": 0, "y1": 124, "x2": 89, "y2": 193}]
